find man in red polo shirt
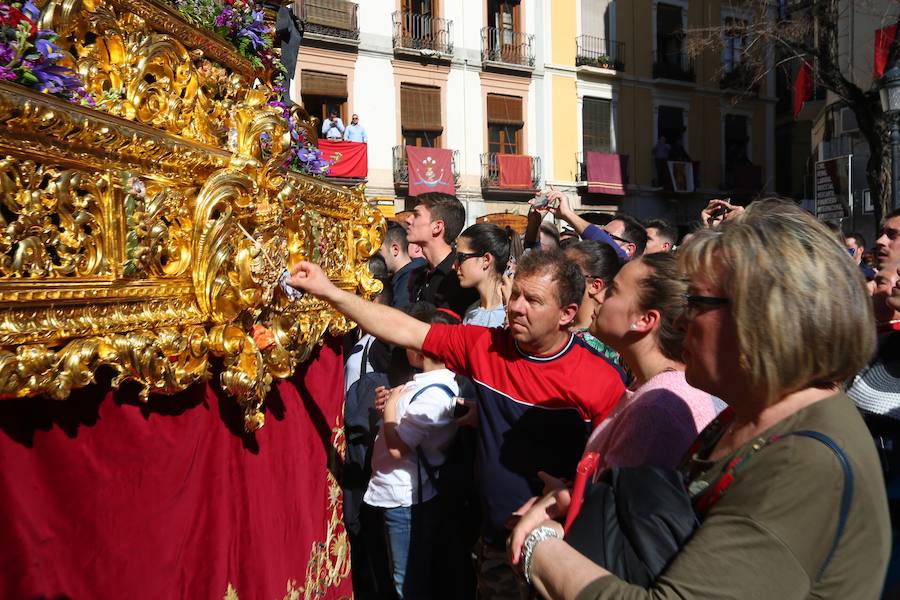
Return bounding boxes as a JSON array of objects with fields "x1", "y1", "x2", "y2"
[{"x1": 287, "y1": 249, "x2": 625, "y2": 599}]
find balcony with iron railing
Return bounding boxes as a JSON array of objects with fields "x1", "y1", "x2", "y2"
[
  {"x1": 720, "y1": 63, "x2": 760, "y2": 93},
  {"x1": 298, "y1": 0, "x2": 359, "y2": 42},
  {"x1": 392, "y1": 145, "x2": 460, "y2": 188},
  {"x1": 575, "y1": 36, "x2": 625, "y2": 71},
  {"x1": 480, "y1": 152, "x2": 541, "y2": 193},
  {"x1": 481, "y1": 27, "x2": 535, "y2": 69},
  {"x1": 392, "y1": 11, "x2": 454, "y2": 56},
  {"x1": 652, "y1": 50, "x2": 695, "y2": 82}
]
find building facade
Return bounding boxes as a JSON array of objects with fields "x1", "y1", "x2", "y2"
[
  {"x1": 290, "y1": 0, "x2": 776, "y2": 229},
  {"x1": 796, "y1": 2, "x2": 898, "y2": 238}
]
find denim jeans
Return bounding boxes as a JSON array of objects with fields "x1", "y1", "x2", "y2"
[{"x1": 379, "y1": 498, "x2": 440, "y2": 600}]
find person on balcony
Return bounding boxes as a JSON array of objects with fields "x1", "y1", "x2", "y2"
[
  {"x1": 322, "y1": 110, "x2": 345, "y2": 140},
  {"x1": 344, "y1": 114, "x2": 368, "y2": 143}
]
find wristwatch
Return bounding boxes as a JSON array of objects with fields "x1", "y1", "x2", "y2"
[{"x1": 522, "y1": 525, "x2": 561, "y2": 585}]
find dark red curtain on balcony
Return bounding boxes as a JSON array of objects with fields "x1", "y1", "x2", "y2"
[
  {"x1": 497, "y1": 153, "x2": 532, "y2": 188},
  {"x1": 0, "y1": 337, "x2": 353, "y2": 600},
  {"x1": 320, "y1": 139, "x2": 368, "y2": 178},
  {"x1": 586, "y1": 152, "x2": 627, "y2": 195}
]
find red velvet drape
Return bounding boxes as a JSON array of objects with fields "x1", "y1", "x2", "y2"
[{"x1": 0, "y1": 337, "x2": 352, "y2": 600}]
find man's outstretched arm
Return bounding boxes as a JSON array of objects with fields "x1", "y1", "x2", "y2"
[{"x1": 287, "y1": 261, "x2": 430, "y2": 351}]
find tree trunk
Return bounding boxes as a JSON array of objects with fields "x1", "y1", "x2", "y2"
[{"x1": 862, "y1": 114, "x2": 892, "y2": 238}]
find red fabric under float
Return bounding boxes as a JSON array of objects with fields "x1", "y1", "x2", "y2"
[{"x1": 0, "y1": 337, "x2": 352, "y2": 600}]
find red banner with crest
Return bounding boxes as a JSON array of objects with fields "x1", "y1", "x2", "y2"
[{"x1": 406, "y1": 146, "x2": 456, "y2": 196}]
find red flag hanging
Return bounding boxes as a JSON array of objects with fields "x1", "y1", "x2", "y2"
[
  {"x1": 793, "y1": 61, "x2": 813, "y2": 119},
  {"x1": 875, "y1": 24, "x2": 898, "y2": 79},
  {"x1": 406, "y1": 146, "x2": 456, "y2": 196},
  {"x1": 317, "y1": 140, "x2": 368, "y2": 178}
]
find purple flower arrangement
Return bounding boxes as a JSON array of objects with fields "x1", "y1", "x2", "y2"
[
  {"x1": 268, "y1": 96, "x2": 337, "y2": 177},
  {"x1": 0, "y1": 1, "x2": 93, "y2": 104},
  {"x1": 174, "y1": 0, "x2": 279, "y2": 71}
]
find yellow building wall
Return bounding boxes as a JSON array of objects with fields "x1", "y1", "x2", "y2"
[
  {"x1": 616, "y1": 84, "x2": 653, "y2": 186},
  {"x1": 551, "y1": 0, "x2": 576, "y2": 66},
  {"x1": 690, "y1": 95, "x2": 722, "y2": 189},
  {"x1": 551, "y1": 74, "x2": 578, "y2": 181},
  {"x1": 620, "y1": 0, "x2": 653, "y2": 78}
]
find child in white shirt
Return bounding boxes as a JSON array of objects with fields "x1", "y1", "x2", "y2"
[{"x1": 362, "y1": 304, "x2": 462, "y2": 600}]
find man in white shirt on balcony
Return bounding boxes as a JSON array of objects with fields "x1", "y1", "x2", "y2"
[
  {"x1": 344, "y1": 114, "x2": 368, "y2": 143},
  {"x1": 322, "y1": 110, "x2": 345, "y2": 141}
]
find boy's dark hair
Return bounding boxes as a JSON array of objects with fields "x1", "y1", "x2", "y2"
[
  {"x1": 384, "y1": 220, "x2": 410, "y2": 250},
  {"x1": 614, "y1": 212, "x2": 648, "y2": 256},
  {"x1": 368, "y1": 254, "x2": 389, "y2": 280},
  {"x1": 407, "y1": 301, "x2": 462, "y2": 326},
  {"x1": 416, "y1": 193, "x2": 466, "y2": 244},
  {"x1": 515, "y1": 248, "x2": 585, "y2": 308},
  {"x1": 645, "y1": 219, "x2": 677, "y2": 248}
]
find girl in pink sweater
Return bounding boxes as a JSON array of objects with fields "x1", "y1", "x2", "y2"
[{"x1": 508, "y1": 252, "x2": 722, "y2": 562}]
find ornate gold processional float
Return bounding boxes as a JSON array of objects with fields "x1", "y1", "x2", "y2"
[{"x1": 0, "y1": 0, "x2": 384, "y2": 430}]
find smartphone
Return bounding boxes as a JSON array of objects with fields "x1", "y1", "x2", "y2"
[{"x1": 532, "y1": 194, "x2": 550, "y2": 209}]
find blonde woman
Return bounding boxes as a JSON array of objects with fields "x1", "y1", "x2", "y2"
[{"x1": 518, "y1": 199, "x2": 890, "y2": 599}]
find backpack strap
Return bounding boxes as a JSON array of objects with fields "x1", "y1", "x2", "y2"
[
  {"x1": 359, "y1": 336, "x2": 374, "y2": 377},
  {"x1": 408, "y1": 383, "x2": 455, "y2": 504},
  {"x1": 789, "y1": 430, "x2": 854, "y2": 583}
]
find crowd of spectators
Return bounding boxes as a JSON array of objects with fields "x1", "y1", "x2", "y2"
[{"x1": 284, "y1": 193, "x2": 900, "y2": 600}]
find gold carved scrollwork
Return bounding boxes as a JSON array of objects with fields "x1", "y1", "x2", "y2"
[
  {"x1": 44, "y1": 0, "x2": 248, "y2": 147},
  {"x1": 124, "y1": 178, "x2": 193, "y2": 278},
  {"x1": 0, "y1": 0, "x2": 385, "y2": 433},
  {"x1": 0, "y1": 157, "x2": 110, "y2": 279}
]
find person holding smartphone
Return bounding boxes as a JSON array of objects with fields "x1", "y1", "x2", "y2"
[{"x1": 322, "y1": 110, "x2": 345, "y2": 140}]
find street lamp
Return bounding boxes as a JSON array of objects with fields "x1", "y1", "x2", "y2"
[{"x1": 880, "y1": 65, "x2": 900, "y2": 211}]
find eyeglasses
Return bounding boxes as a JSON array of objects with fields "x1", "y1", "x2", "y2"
[
  {"x1": 682, "y1": 294, "x2": 730, "y2": 320},
  {"x1": 606, "y1": 231, "x2": 635, "y2": 246},
  {"x1": 454, "y1": 251, "x2": 484, "y2": 266}
]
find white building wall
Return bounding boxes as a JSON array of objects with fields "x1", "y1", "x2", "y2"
[{"x1": 353, "y1": 54, "x2": 397, "y2": 195}]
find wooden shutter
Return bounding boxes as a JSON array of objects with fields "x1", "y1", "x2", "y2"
[
  {"x1": 486, "y1": 94, "x2": 523, "y2": 126},
  {"x1": 582, "y1": 97, "x2": 611, "y2": 153},
  {"x1": 301, "y1": 71, "x2": 347, "y2": 97},
  {"x1": 303, "y1": 0, "x2": 355, "y2": 30},
  {"x1": 400, "y1": 84, "x2": 442, "y2": 132}
]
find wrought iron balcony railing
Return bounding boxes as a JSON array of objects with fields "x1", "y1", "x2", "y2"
[
  {"x1": 575, "y1": 36, "x2": 625, "y2": 71},
  {"x1": 298, "y1": 0, "x2": 359, "y2": 40},
  {"x1": 652, "y1": 50, "x2": 695, "y2": 82},
  {"x1": 392, "y1": 11, "x2": 454, "y2": 55},
  {"x1": 392, "y1": 145, "x2": 460, "y2": 187},
  {"x1": 720, "y1": 64, "x2": 760, "y2": 92},
  {"x1": 480, "y1": 152, "x2": 541, "y2": 191},
  {"x1": 481, "y1": 27, "x2": 535, "y2": 68}
]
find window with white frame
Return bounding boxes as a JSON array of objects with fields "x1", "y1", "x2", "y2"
[
  {"x1": 723, "y1": 17, "x2": 748, "y2": 72},
  {"x1": 582, "y1": 97, "x2": 612, "y2": 153}
]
